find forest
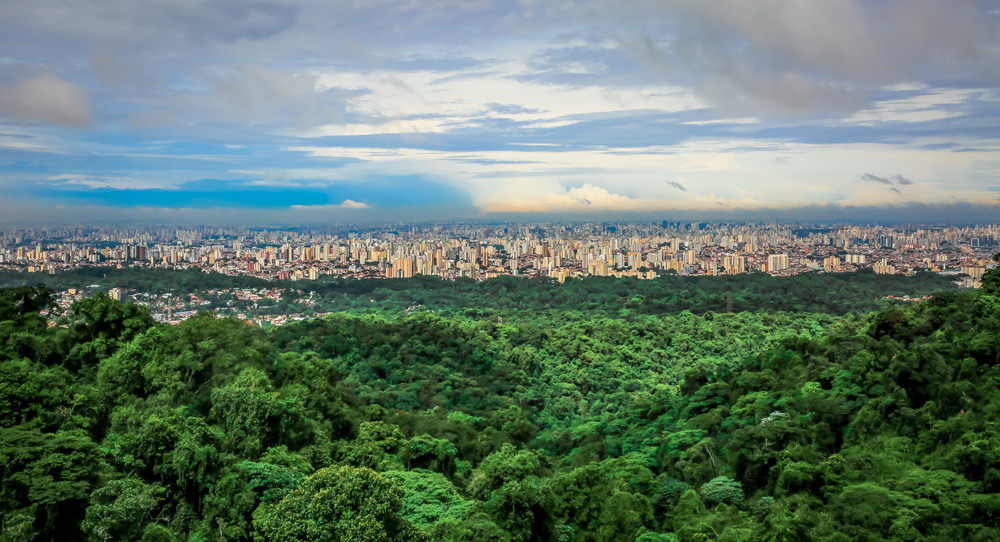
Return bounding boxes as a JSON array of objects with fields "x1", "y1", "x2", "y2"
[
  {"x1": 0, "y1": 267, "x2": 958, "y2": 318},
  {"x1": 1, "y1": 259, "x2": 998, "y2": 541}
]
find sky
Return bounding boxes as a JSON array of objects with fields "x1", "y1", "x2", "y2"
[{"x1": 1, "y1": 0, "x2": 999, "y2": 224}]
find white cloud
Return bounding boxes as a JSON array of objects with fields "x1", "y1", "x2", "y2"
[
  {"x1": 301, "y1": 119, "x2": 448, "y2": 137},
  {"x1": 0, "y1": 136, "x2": 59, "y2": 153},
  {"x1": 47, "y1": 173, "x2": 174, "y2": 189},
  {"x1": 483, "y1": 183, "x2": 665, "y2": 213},
  {"x1": 288, "y1": 134, "x2": 1000, "y2": 213},
  {"x1": 290, "y1": 200, "x2": 370, "y2": 210},
  {"x1": 306, "y1": 61, "x2": 703, "y2": 138},
  {"x1": 842, "y1": 88, "x2": 976, "y2": 125},
  {"x1": 95, "y1": 152, "x2": 226, "y2": 161}
]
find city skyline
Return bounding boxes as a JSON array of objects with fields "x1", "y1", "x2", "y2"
[
  {"x1": 1, "y1": 1, "x2": 999, "y2": 223},
  {"x1": 3, "y1": 222, "x2": 996, "y2": 289}
]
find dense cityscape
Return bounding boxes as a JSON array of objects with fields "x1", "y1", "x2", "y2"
[
  {"x1": 3, "y1": 221, "x2": 995, "y2": 327},
  {"x1": 2, "y1": 222, "x2": 997, "y2": 286}
]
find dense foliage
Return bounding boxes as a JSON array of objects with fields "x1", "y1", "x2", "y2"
[
  {"x1": 1, "y1": 267, "x2": 957, "y2": 318},
  {"x1": 1, "y1": 262, "x2": 997, "y2": 541}
]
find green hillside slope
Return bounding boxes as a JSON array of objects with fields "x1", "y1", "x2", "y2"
[{"x1": 0, "y1": 265, "x2": 997, "y2": 541}]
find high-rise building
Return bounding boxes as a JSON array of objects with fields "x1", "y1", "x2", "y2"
[
  {"x1": 823, "y1": 256, "x2": 841, "y2": 272},
  {"x1": 723, "y1": 255, "x2": 746, "y2": 274},
  {"x1": 108, "y1": 287, "x2": 126, "y2": 303},
  {"x1": 767, "y1": 254, "x2": 789, "y2": 273},
  {"x1": 385, "y1": 257, "x2": 414, "y2": 278},
  {"x1": 961, "y1": 266, "x2": 985, "y2": 280},
  {"x1": 873, "y1": 259, "x2": 896, "y2": 275}
]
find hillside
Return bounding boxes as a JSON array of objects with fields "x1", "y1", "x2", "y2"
[{"x1": 0, "y1": 266, "x2": 997, "y2": 541}]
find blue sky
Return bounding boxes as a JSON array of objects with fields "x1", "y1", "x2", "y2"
[{"x1": 1, "y1": 0, "x2": 999, "y2": 223}]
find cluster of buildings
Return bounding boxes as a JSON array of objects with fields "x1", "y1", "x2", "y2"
[
  {"x1": 47, "y1": 285, "x2": 325, "y2": 327},
  {"x1": 1, "y1": 222, "x2": 997, "y2": 287}
]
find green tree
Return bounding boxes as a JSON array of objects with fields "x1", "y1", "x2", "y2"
[
  {"x1": 700, "y1": 476, "x2": 745, "y2": 507},
  {"x1": 671, "y1": 490, "x2": 714, "y2": 542},
  {"x1": 251, "y1": 466, "x2": 424, "y2": 542},
  {"x1": 59, "y1": 294, "x2": 155, "y2": 372},
  {"x1": 81, "y1": 478, "x2": 164, "y2": 541},
  {"x1": 981, "y1": 253, "x2": 1000, "y2": 294},
  {"x1": 0, "y1": 428, "x2": 99, "y2": 541}
]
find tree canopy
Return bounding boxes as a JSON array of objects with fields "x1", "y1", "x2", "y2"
[{"x1": 1, "y1": 261, "x2": 998, "y2": 540}]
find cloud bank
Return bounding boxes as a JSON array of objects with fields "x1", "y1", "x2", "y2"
[{"x1": 0, "y1": 0, "x2": 996, "y2": 221}]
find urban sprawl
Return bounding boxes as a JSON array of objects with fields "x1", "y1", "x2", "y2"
[
  {"x1": 2, "y1": 222, "x2": 997, "y2": 325},
  {"x1": 3, "y1": 222, "x2": 997, "y2": 283}
]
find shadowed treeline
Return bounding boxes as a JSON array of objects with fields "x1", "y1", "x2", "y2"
[{"x1": 0, "y1": 267, "x2": 957, "y2": 319}]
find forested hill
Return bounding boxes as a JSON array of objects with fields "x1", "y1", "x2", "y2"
[
  {"x1": 0, "y1": 267, "x2": 957, "y2": 317},
  {"x1": 0, "y1": 264, "x2": 998, "y2": 541}
]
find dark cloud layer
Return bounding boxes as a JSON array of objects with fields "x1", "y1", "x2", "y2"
[
  {"x1": 861, "y1": 173, "x2": 915, "y2": 187},
  {"x1": 861, "y1": 173, "x2": 895, "y2": 185},
  {"x1": 3, "y1": 0, "x2": 996, "y2": 125},
  {"x1": 611, "y1": 0, "x2": 1000, "y2": 114},
  {"x1": 0, "y1": 75, "x2": 92, "y2": 127}
]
